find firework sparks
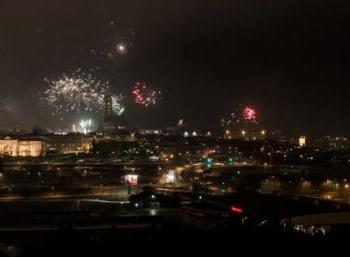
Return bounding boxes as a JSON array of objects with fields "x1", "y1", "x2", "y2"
[
  {"x1": 111, "y1": 95, "x2": 125, "y2": 116},
  {"x1": 132, "y1": 81, "x2": 162, "y2": 107},
  {"x1": 243, "y1": 106, "x2": 257, "y2": 121},
  {"x1": 221, "y1": 110, "x2": 241, "y2": 128},
  {"x1": 79, "y1": 119, "x2": 92, "y2": 135},
  {"x1": 177, "y1": 119, "x2": 184, "y2": 127},
  {"x1": 222, "y1": 105, "x2": 258, "y2": 128},
  {"x1": 42, "y1": 69, "x2": 125, "y2": 117},
  {"x1": 42, "y1": 70, "x2": 109, "y2": 116},
  {"x1": 87, "y1": 27, "x2": 135, "y2": 59}
]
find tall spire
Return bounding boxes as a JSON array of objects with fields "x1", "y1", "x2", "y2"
[
  {"x1": 100, "y1": 93, "x2": 128, "y2": 135},
  {"x1": 103, "y1": 93, "x2": 113, "y2": 123}
]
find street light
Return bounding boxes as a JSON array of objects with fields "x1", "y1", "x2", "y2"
[{"x1": 116, "y1": 43, "x2": 127, "y2": 54}]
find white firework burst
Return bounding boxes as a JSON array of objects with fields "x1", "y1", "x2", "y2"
[{"x1": 42, "y1": 69, "x2": 126, "y2": 117}]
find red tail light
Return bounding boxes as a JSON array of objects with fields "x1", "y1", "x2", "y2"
[{"x1": 230, "y1": 206, "x2": 244, "y2": 214}]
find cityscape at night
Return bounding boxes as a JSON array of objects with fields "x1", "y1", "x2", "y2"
[{"x1": 1, "y1": 0, "x2": 350, "y2": 254}]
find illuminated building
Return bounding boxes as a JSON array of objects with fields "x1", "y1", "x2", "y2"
[
  {"x1": 101, "y1": 94, "x2": 115, "y2": 134},
  {"x1": 0, "y1": 136, "x2": 46, "y2": 157},
  {"x1": 45, "y1": 134, "x2": 92, "y2": 154},
  {"x1": 313, "y1": 136, "x2": 349, "y2": 151},
  {"x1": 299, "y1": 136, "x2": 307, "y2": 147},
  {"x1": 139, "y1": 129, "x2": 162, "y2": 135}
]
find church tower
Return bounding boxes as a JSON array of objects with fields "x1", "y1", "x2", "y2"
[{"x1": 100, "y1": 94, "x2": 128, "y2": 135}]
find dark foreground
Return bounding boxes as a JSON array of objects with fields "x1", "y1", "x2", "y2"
[
  {"x1": 0, "y1": 222, "x2": 346, "y2": 257},
  {"x1": 1, "y1": 190, "x2": 350, "y2": 256}
]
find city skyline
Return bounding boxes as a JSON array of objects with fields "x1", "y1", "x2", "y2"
[
  {"x1": 0, "y1": 0, "x2": 350, "y2": 136},
  {"x1": 2, "y1": 1, "x2": 350, "y2": 247}
]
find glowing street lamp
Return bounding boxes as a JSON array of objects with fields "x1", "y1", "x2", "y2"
[
  {"x1": 205, "y1": 158, "x2": 213, "y2": 169},
  {"x1": 116, "y1": 43, "x2": 127, "y2": 54}
]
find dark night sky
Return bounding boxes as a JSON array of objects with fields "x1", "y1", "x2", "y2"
[{"x1": 0, "y1": 0, "x2": 350, "y2": 135}]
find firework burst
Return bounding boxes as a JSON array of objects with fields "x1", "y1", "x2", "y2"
[
  {"x1": 132, "y1": 81, "x2": 162, "y2": 107},
  {"x1": 111, "y1": 94, "x2": 125, "y2": 116},
  {"x1": 243, "y1": 106, "x2": 257, "y2": 121},
  {"x1": 42, "y1": 69, "x2": 125, "y2": 117},
  {"x1": 222, "y1": 105, "x2": 258, "y2": 128}
]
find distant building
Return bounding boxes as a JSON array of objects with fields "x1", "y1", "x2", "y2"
[
  {"x1": 299, "y1": 136, "x2": 307, "y2": 147},
  {"x1": 313, "y1": 136, "x2": 349, "y2": 151},
  {"x1": 92, "y1": 138, "x2": 139, "y2": 156},
  {"x1": 100, "y1": 94, "x2": 128, "y2": 135},
  {"x1": 269, "y1": 130, "x2": 289, "y2": 144},
  {"x1": 0, "y1": 136, "x2": 46, "y2": 157},
  {"x1": 139, "y1": 129, "x2": 162, "y2": 135},
  {"x1": 155, "y1": 136, "x2": 213, "y2": 161},
  {"x1": 101, "y1": 94, "x2": 115, "y2": 134},
  {"x1": 45, "y1": 134, "x2": 92, "y2": 154}
]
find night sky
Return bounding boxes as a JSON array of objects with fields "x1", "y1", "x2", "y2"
[{"x1": 1, "y1": 0, "x2": 350, "y2": 135}]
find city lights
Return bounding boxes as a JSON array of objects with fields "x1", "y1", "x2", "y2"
[
  {"x1": 165, "y1": 171, "x2": 176, "y2": 184},
  {"x1": 0, "y1": 0, "x2": 347, "y2": 243},
  {"x1": 299, "y1": 136, "x2": 307, "y2": 147}
]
